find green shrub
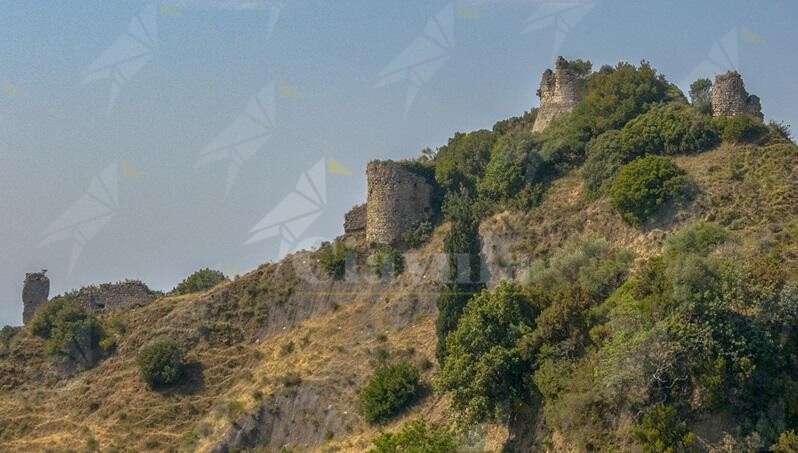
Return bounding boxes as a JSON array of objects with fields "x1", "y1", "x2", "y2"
[
  {"x1": 369, "y1": 419, "x2": 460, "y2": 453},
  {"x1": 318, "y1": 241, "x2": 357, "y2": 280},
  {"x1": 401, "y1": 221, "x2": 433, "y2": 248},
  {"x1": 713, "y1": 114, "x2": 768, "y2": 144},
  {"x1": 632, "y1": 403, "x2": 695, "y2": 453},
  {"x1": 434, "y1": 130, "x2": 495, "y2": 194},
  {"x1": 137, "y1": 338, "x2": 185, "y2": 388},
  {"x1": 359, "y1": 361, "x2": 421, "y2": 424},
  {"x1": 582, "y1": 130, "x2": 628, "y2": 196},
  {"x1": 662, "y1": 222, "x2": 727, "y2": 257},
  {"x1": 30, "y1": 297, "x2": 108, "y2": 368},
  {"x1": 172, "y1": 268, "x2": 227, "y2": 294},
  {"x1": 367, "y1": 245, "x2": 405, "y2": 279},
  {"x1": 609, "y1": 156, "x2": 689, "y2": 226},
  {"x1": 620, "y1": 103, "x2": 720, "y2": 156},
  {"x1": 438, "y1": 283, "x2": 537, "y2": 423},
  {"x1": 478, "y1": 132, "x2": 543, "y2": 203}
]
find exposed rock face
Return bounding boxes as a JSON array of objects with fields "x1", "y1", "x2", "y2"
[
  {"x1": 366, "y1": 161, "x2": 433, "y2": 245},
  {"x1": 22, "y1": 271, "x2": 49, "y2": 325},
  {"x1": 532, "y1": 56, "x2": 586, "y2": 133},
  {"x1": 343, "y1": 203, "x2": 366, "y2": 233},
  {"x1": 70, "y1": 280, "x2": 159, "y2": 311},
  {"x1": 711, "y1": 71, "x2": 764, "y2": 120}
]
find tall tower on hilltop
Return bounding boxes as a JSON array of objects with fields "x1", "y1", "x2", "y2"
[
  {"x1": 710, "y1": 71, "x2": 763, "y2": 120},
  {"x1": 532, "y1": 56, "x2": 587, "y2": 133},
  {"x1": 22, "y1": 270, "x2": 49, "y2": 325}
]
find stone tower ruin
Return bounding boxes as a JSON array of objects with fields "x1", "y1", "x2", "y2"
[
  {"x1": 710, "y1": 71, "x2": 763, "y2": 120},
  {"x1": 22, "y1": 271, "x2": 49, "y2": 325},
  {"x1": 366, "y1": 161, "x2": 433, "y2": 245},
  {"x1": 532, "y1": 56, "x2": 586, "y2": 133}
]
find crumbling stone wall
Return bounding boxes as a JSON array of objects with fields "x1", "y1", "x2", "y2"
[
  {"x1": 366, "y1": 161, "x2": 433, "y2": 245},
  {"x1": 343, "y1": 203, "x2": 366, "y2": 233},
  {"x1": 711, "y1": 71, "x2": 764, "y2": 120},
  {"x1": 22, "y1": 271, "x2": 49, "y2": 325},
  {"x1": 70, "y1": 280, "x2": 160, "y2": 311},
  {"x1": 532, "y1": 56, "x2": 586, "y2": 133}
]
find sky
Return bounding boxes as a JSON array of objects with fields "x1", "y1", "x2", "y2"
[{"x1": 1, "y1": 0, "x2": 796, "y2": 326}]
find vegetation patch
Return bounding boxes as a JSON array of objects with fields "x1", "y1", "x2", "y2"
[{"x1": 359, "y1": 361, "x2": 421, "y2": 424}]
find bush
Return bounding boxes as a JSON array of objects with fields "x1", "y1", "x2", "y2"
[
  {"x1": 369, "y1": 420, "x2": 460, "y2": 453},
  {"x1": 401, "y1": 221, "x2": 433, "y2": 249},
  {"x1": 478, "y1": 132, "x2": 543, "y2": 203},
  {"x1": 30, "y1": 297, "x2": 108, "y2": 368},
  {"x1": 632, "y1": 403, "x2": 695, "y2": 453},
  {"x1": 582, "y1": 130, "x2": 628, "y2": 196},
  {"x1": 434, "y1": 130, "x2": 495, "y2": 194},
  {"x1": 359, "y1": 361, "x2": 421, "y2": 424},
  {"x1": 137, "y1": 338, "x2": 185, "y2": 388},
  {"x1": 172, "y1": 268, "x2": 227, "y2": 294},
  {"x1": 318, "y1": 241, "x2": 357, "y2": 280},
  {"x1": 772, "y1": 431, "x2": 798, "y2": 453},
  {"x1": 713, "y1": 114, "x2": 768, "y2": 144},
  {"x1": 609, "y1": 156, "x2": 689, "y2": 226},
  {"x1": 367, "y1": 245, "x2": 405, "y2": 279},
  {"x1": 619, "y1": 103, "x2": 720, "y2": 156}
]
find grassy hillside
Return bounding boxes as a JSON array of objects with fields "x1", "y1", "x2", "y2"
[
  {"x1": 1, "y1": 142, "x2": 796, "y2": 452},
  {"x1": 2, "y1": 60, "x2": 798, "y2": 452}
]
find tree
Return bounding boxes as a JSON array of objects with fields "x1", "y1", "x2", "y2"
[
  {"x1": 609, "y1": 156, "x2": 689, "y2": 226},
  {"x1": 434, "y1": 130, "x2": 495, "y2": 195},
  {"x1": 436, "y1": 191, "x2": 484, "y2": 362},
  {"x1": 359, "y1": 362, "x2": 421, "y2": 424},
  {"x1": 172, "y1": 268, "x2": 227, "y2": 294},
  {"x1": 138, "y1": 338, "x2": 185, "y2": 388},
  {"x1": 689, "y1": 78, "x2": 712, "y2": 114},
  {"x1": 438, "y1": 282, "x2": 537, "y2": 423},
  {"x1": 30, "y1": 297, "x2": 107, "y2": 368}
]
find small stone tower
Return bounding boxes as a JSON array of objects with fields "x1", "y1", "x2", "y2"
[
  {"x1": 532, "y1": 56, "x2": 586, "y2": 133},
  {"x1": 710, "y1": 71, "x2": 763, "y2": 120},
  {"x1": 22, "y1": 270, "x2": 50, "y2": 325},
  {"x1": 366, "y1": 161, "x2": 433, "y2": 245}
]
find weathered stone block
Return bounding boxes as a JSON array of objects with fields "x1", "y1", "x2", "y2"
[{"x1": 344, "y1": 203, "x2": 366, "y2": 233}]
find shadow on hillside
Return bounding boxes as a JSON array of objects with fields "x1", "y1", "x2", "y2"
[{"x1": 157, "y1": 361, "x2": 205, "y2": 396}]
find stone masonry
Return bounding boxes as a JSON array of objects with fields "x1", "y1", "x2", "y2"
[
  {"x1": 532, "y1": 56, "x2": 586, "y2": 133},
  {"x1": 70, "y1": 280, "x2": 160, "y2": 311},
  {"x1": 710, "y1": 71, "x2": 763, "y2": 120},
  {"x1": 366, "y1": 161, "x2": 433, "y2": 245},
  {"x1": 343, "y1": 203, "x2": 367, "y2": 233},
  {"x1": 22, "y1": 271, "x2": 50, "y2": 325}
]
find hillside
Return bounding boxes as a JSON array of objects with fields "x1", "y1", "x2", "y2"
[{"x1": 2, "y1": 60, "x2": 798, "y2": 452}]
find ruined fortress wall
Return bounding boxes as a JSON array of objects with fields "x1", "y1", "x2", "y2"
[
  {"x1": 366, "y1": 161, "x2": 433, "y2": 245},
  {"x1": 711, "y1": 71, "x2": 764, "y2": 120},
  {"x1": 22, "y1": 272, "x2": 49, "y2": 325},
  {"x1": 532, "y1": 56, "x2": 585, "y2": 133},
  {"x1": 71, "y1": 280, "x2": 159, "y2": 311},
  {"x1": 343, "y1": 203, "x2": 367, "y2": 233}
]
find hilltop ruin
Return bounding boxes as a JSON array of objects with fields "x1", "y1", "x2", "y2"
[
  {"x1": 365, "y1": 161, "x2": 433, "y2": 245},
  {"x1": 710, "y1": 71, "x2": 764, "y2": 120},
  {"x1": 532, "y1": 56, "x2": 587, "y2": 133},
  {"x1": 22, "y1": 271, "x2": 49, "y2": 325}
]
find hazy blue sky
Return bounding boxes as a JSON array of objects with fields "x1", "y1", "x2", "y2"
[{"x1": 1, "y1": 0, "x2": 796, "y2": 326}]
